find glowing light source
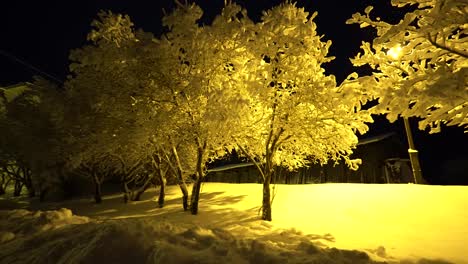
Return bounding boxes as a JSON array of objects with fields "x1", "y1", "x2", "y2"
[{"x1": 387, "y1": 44, "x2": 402, "y2": 60}]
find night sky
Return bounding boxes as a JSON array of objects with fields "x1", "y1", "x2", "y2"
[
  {"x1": 0, "y1": 1, "x2": 466, "y2": 184},
  {"x1": 0, "y1": 0, "x2": 405, "y2": 85}
]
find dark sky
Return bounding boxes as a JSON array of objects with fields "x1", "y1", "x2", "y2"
[
  {"x1": 0, "y1": 0, "x2": 405, "y2": 85},
  {"x1": 0, "y1": 1, "x2": 466, "y2": 184}
]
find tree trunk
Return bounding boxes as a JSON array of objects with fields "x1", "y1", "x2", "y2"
[
  {"x1": 171, "y1": 145, "x2": 189, "y2": 211},
  {"x1": 151, "y1": 154, "x2": 168, "y2": 208},
  {"x1": 190, "y1": 143, "x2": 206, "y2": 215},
  {"x1": 261, "y1": 144, "x2": 276, "y2": 221},
  {"x1": 0, "y1": 175, "x2": 9, "y2": 195},
  {"x1": 13, "y1": 181, "x2": 22, "y2": 196},
  {"x1": 39, "y1": 187, "x2": 49, "y2": 202},
  {"x1": 180, "y1": 185, "x2": 189, "y2": 211},
  {"x1": 262, "y1": 176, "x2": 272, "y2": 221},
  {"x1": 0, "y1": 179, "x2": 5, "y2": 195},
  {"x1": 132, "y1": 191, "x2": 143, "y2": 201},
  {"x1": 158, "y1": 174, "x2": 167, "y2": 208},
  {"x1": 123, "y1": 181, "x2": 130, "y2": 203},
  {"x1": 26, "y1": 185, "x2": 35, "y2": 198},
  {"x1": 93, "y1": 174, "x2": 102, "y2": 204},
  {"x1": 25, "y1": 173, "x2": 35, "y2": 197},
  {"x1": 132, "y1": 176, "x2": 153, "y2": 201},
  {"x1": 190, "y1": 176, "x2": 203, "y2": 215}
]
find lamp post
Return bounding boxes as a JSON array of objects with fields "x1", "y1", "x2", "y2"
[
  {"x1": 402, "y1": 117, "x2": 424, "y2": 184},
  {"x1": 387, "y1": 45, "x2": 425, "y2": 184}
]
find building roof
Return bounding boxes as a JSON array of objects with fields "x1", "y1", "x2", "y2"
[
  {"x1": 0, "y1": 82, "x2": 32, "y2": 102},
  {"x1": 357, "y1": 132, "x2": 397, "y2": 146},
  {"x1": 207, "y1": 162, "x2": 255, "y2": 173},
  {"x1": 208, "y1": 133, "x2": 399, "y2": 172}
]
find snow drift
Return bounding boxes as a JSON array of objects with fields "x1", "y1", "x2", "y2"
[
  {"x1": 0, "y1": 209, "x2": 406, "y2": 264},
  {"x1": 1, "y1": 183, "x2": 466, "y2": 264}
]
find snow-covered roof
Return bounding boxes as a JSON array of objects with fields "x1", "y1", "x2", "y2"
[
  {"x1": 207, "y1": 162, "x2": 254, "y2": 172},
  {"x1": 208, "y1": 133, "x2": 399, "y2": 172},
  {"x1": 0, "y1": 82, "x2": 32, "y2": 102},
  {"x1": 357, "y1": 132, "x2": 397, "y2": 146}
]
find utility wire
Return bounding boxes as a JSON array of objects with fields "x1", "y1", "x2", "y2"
[{"x1": 0, "y1": 49, "x2": 63, "y2": 84}]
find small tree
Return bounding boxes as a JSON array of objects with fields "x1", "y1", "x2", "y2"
[
  {"x1": 347, "y1": 0, "x2": 467, "y2": 133},
  {"x1": 68, "y1": 10, "x2": 197, "y2": 208},
  {"x1": 160, "y1": 3, "x2": 253, "y2": 215},
  {"x1": 66, "y1": 11, "x2": 156, "y2": 203}
]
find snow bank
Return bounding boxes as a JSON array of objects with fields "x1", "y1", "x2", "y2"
[
  {"x1": 0, "y1": 208, "x2": 89, "y2": 236},
  {"x1": 0, "y1": 210, "x2": 388, "y2": 264}
]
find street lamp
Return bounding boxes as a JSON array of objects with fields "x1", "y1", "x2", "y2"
[{"x1": 387, "y1": 45, "x2": 425, "y2": 184}]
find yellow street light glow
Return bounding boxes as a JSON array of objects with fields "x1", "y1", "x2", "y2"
[{"x1": 387, "y1": 44, "x2": 402, "y2": 60}]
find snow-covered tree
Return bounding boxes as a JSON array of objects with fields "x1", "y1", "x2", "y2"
[
  {"x1": 127, "y1": 31, "x2": 195, "y2": 210},
  {"x1": 235, "y1": 3, "x2": 373, "y2": 221},
  {"x1": 62, "y1": 3, "x2": 373, "y2": 220},
  {"x1": 65, "y1": 11, "x2": 153, "y2": 203},
  {"x1": 67, "y1": 10, "x2": 196, "y2": 207},
  {"x1": 347, "y1": 0, "x2": 467, "y2": 133},
  {"x1": 159, "y1": 3, "x2": 253, "y2": 215},
  {"x1": 0, "y1": 78, "x2": 66, "y2": 199},
  {"x1": 0, "y1": 83, "x2": 31, "y2": 196}
]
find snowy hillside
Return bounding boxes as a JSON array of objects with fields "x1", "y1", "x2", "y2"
[{"x1": 1, "y1": 183, "x2": 467, "y2": 264}]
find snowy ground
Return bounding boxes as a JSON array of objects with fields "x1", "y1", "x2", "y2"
[{"x1": 0, "y1": 183, "x2": 467, "y2": 264}]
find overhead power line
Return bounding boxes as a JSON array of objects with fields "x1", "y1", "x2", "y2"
[{"x1": 0, "y1": 49, "x2": 63, "y2": 84}]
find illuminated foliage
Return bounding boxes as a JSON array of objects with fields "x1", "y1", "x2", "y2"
[
  {"x1": 68, "y1": 9, "x2": 202, "y2": 207},
  {"x1": 159, "y1": 2, "x2": 254, "y2": 214},
  {"x1": 66, "y1": 13, "x2": 155, "y2": 203},
  {"x1": 39, "y1": 2, "x2": 373, "y2": 218},
  {"x1": 347, "y1": 0, "x2": 468, "y2": 132},
  {"x1": 235, "y1": 3, "x2": 372, "y2": 221}
]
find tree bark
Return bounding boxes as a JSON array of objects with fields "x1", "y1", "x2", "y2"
[
  {"x1": 190, "y1": 176, "x2": 203, "y2": 215},
  {"x1": 26, "y1": 185, "x2": 35, "y2": 198},
  {"x1": 150, "y1": 154, "x2": 168, "y2": 208},
  {"x1": 13, "y1": 181, "x2": 22, "y2": 196},
  {"x1": 24, "y1": 170, "x2": 35, "y2": 197},
  {"x1": 190, "y1": 142, "x2": 206, "y2": 215},
  {"x1": 0, "y1": 175, "x2": 10, "y2": 195},
  {"x1": 171, "y1": 145, "x2": 189, "y2": 211},
  {"x1": 132, "y1": 176, "x2": 153, "y2": 201},
  {"x1": 261, "y1": 134, "x2": 276, "y2": 221},
  {"x1": 157, "y1": 167, "x2": 167, "y2": 208},
  {"x1": 262, "y1": 176, "x2": 272, "y2": 221},
  {"x1": 39, "y1": 187, "x2": 49, "y2": 202},
  {"x1": 180, "y1": 186, "x2": 189, "y2": 211},
  {"x1": 122, "y1": 181, "x2": 130, "y2": 203},
  {"x1": 93, "y1": 174, "x2": 102, "y2": 204},
  {"x1": 158, "y1": 177, "x2": 166, "y2": 208}
]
